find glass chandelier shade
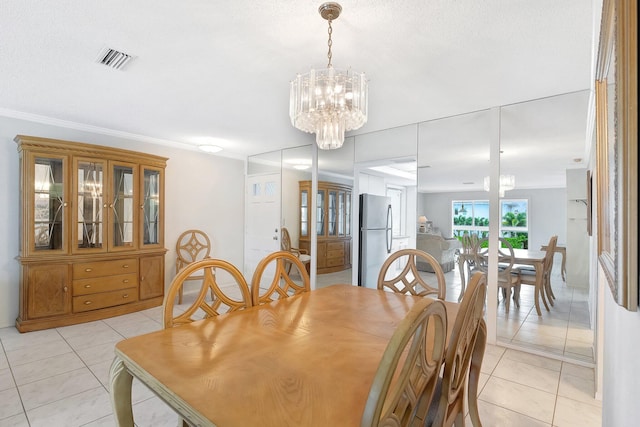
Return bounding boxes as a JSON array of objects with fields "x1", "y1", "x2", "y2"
[
  {"x1": 484, "y1": 175, "x2": 516, "y2": 197},
  {"x1": 289, "y1": 3, "x2": 368, "y2": 150}
]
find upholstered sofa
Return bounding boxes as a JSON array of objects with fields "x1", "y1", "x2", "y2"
[{"x1": 416, "y1": 233, "x2": 463, "y2": 273}]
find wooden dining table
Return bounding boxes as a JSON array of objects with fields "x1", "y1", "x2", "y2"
[
  {"x1": 458, "y1": 248, "x2": 548, "y2": 315},
  {"x1": 109, "y1": 284, "x2": 460, "y2": 427}
]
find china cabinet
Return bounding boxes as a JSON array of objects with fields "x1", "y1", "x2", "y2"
[
  {"x1": 15, "y1": 135, "x2": 167, "y2": 332},
  {"x1": 299, "y1": 181, "x2": 352, "y2": 274}
]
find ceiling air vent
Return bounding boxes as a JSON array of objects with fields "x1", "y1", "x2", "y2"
[{"x1": 96, "y1": 47, "x2": 134, "y2": 70}]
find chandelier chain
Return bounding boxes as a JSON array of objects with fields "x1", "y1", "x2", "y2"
[{"x1": 327, "y1": 19, "x2": 333, "y2": 67}]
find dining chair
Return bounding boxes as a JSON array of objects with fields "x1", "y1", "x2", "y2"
[
  {"x1": 377, "y1": 249, "x2": 446, "y2": 300},
  {"x1": 471, "y1": 237, "x2": 521, "y2": 311},
  {"x1": 250, "y1": 250, "x2": 311, "y2": 306},
  {"x1": 458, "y1": 233, "x2": 481, "y2": 302},
  {"x1": 163, "y1": 258, "x2": 252, "y2": 329},
  {"x1": 425, "y1": 271, "x2": 487, "y2": 427},
  {"x1": 175, "y1": 229, "x2": 211, "y2": 304},
  {"x1": 361, "y1": 298, "x2": 447, "y2": 427},
  {"x1": 516, "y1": 235, "x2": 558, "y2": 306},
  {"x1": 281, "y1": 227, "x2": 311, "y2": 274}
]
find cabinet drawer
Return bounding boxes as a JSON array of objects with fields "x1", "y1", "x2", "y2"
[
  {"x1": 73, "y1": 273, "x2": 138, "y2": 296},
  {"x1": 73, "y1": 287, "x2": 138, "y2": 313},
  {"x1": 73, "y1": 258, "x2": 138, "y2": 279},
  {"x1": 326, "y1": 242, "x2": 344, "y2": 251},
  {"x1": 326, "y1": 249, "x2": 344, "y2": 259},
  {"x1": 326, "y1": 257, "x2": 345, "y2": 267}
]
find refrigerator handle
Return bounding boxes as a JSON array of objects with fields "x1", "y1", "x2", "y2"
[{"x1": 386, "y1": 204, "x2": 393, "y2": 253}]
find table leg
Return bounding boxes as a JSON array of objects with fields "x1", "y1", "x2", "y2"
[
  {"x1": 110, "y1": 357, "x2": 135, "y2": 427},
  {"x1": 560, "y1": 249, "x2": 566, "y2": 282},
  {"x1": 537, "y1": 263, "x2": 550, "y2": 313}
]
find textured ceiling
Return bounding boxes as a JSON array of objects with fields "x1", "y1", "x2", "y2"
[{"x1": 0, "y1": 0, "x2": 595, "y2": 186}]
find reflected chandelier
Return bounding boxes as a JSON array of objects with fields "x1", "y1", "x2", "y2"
[
  {"x1": 289, "y1": 2, "x2": 368, "y2": 150},
  {"x1": 483, "y1": 175, "x2": 515, "y2": 197}
]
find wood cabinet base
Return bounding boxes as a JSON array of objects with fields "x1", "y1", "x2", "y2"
[{"x1": 15, "y1": 296, "x2": 163, "y2": 333}]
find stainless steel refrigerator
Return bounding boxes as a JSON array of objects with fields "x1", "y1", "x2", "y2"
[{"x1": 358, "y1": 193, "x2": 393, "y2": 288}]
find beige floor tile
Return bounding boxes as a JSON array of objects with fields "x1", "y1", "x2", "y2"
[
  {"x1": 561, "y1": 362, "x2": 594, "y2": 381},
  {"x1": 11, "y1": 352, "x2": 85, "y2": 386},
  {"x1": 470, "y1": 400, "x2": 551, "y2": 427},
  {"x1": 479, "y1": 377, "x2": 556, "y2": 424},
  {"x1": 492, "y1": 358, "x2": 560, "y2": 393},
  {"x1": 557, "y1": 370, "x2": 599, "y2": 406},
  {"x1": 0, "y1": 328, "x2": 62, "y2": 352},
  {"x1": 0, "y1": 368, "x2": 15, "y2": 392},
  {"x1": 18, "y1": 367, "x2": 102, "y2": 411},
  {"x1": 5, "y1": 339, "x2": 73, "y2": 367},
  {"x1": 553, "y1": 396, "x2": 602, "y2": 427},
  {"x1": 26, "y1": 386, "x2": 112, "y2": 427},
  {"x1": 0, "y1": 412, "x2": 29, "y2": 427},
  {"x1": 76, "y1": 341, "x2": 120, "y2": 366},
  {"x1": 56, "y1": 320, "x2": 113, "y2": 340},
  {"x1": 502, "y1": 349, "x2": 562, "y2": 371},
  {"x1": 0, "y1": 387, "x2": 23, "y2": 420},
  {"x1": 64, "y1": 328, "x2": 124, "y2": 352},
  {"x1": 132, "y1": 395, "x2": 182, "y2": 427}
]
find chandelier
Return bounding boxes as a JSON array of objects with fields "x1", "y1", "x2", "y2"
[
  {"x1": 483, "y1": 175, "x2": 516, "y2": 197},
  {"x1": 289, "y1": 2, "x2": 368, "y2": 150}
]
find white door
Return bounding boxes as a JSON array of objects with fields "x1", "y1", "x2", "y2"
[{"x1": 245, "y1": 173, "x2": 281, "y2": 277}]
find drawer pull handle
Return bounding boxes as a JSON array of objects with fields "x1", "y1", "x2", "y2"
[
  {"x1": 84, "y1": 284, "x2": 92, "y2": 288},
  {"x1": 85, "y1": 268, "x2": 93, "y2": 272},
  {"x1": 122, "y1": 294, "x2": 129, "y2": 298},
  {"x1": 123, "y1": 279, "x2": 129, "y2": 283},
  {"x1": 122, "y1": 264, "x2": 129, "y2": 269},
  {"x1": 84, "y1": 301, "x2": 92, "y2": 305},
  {"x1": 63, "y1": 286, "x2": 68, "y2": 292}
]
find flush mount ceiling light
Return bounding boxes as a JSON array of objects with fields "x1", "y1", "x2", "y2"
[
  {"x1": 484, "y1": 175, "x2": 515, "y2": 197},
  {"x1": 289, "y1": 2, "x2": 368, "y2": 150},
  {"x1": 198, "y1": 145, "x2": 222, "y2": 153}
]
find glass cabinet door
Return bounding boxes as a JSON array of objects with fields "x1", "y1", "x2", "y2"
[
  {"x1": 316, "y1": 190, "x2": 325, "y2": 236},
  {"x1": 74, "y1": 158, "x2": 105, "y2": 251},
  {"x1": 345, "y1": 191, "x2": 351, "y2": 236},
  {"x1": 337, "y1": 192, "x2": 344, "y2": 236},
  {"x1": 300, "y1": 189, "x2": 308, "y2": 237},
  {"x1": 32, "y1": 155, "x2": 67, "y2": 254},
  {"x1": 109, "y1": 162, "x2": 136, "y2": 250},
  {"x1": 328, "y1": 191, "x2": 337, "y2": 236},
  {"x1": 141, "y1": 167, "x2": 162, "y2": 247}
]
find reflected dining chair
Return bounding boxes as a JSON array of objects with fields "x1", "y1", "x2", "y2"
[
  {"x1": 175, "y1": 229, "x2": 211, "y2": 304},
  {"x1": 425, "y1": 271, "x2": 487, "y2": 427},
  {"x1": 361, "y1": 298, "x2": 447, "y2": 427},
  {"x1": 515, "y1": 235, "x2": 558, "y2": 307},
  {"x1": 281, "y1": 227, "x2": 311, "y2": 274},
  {"x1": 163, "y1": 258, "x2": 252, "y2": 329},
  {"x1": 250, "y1": 250, "x2": 311, "y2": 306},
  {"x1": 377, "y1": 249, "x2": 446, "y2": 300},
  {"x1": 471, "y1": 237, "x2": 521, "y2": 311}
]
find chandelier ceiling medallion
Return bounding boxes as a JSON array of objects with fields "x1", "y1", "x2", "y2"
[{"x1": 289, "y1": 2, "x2": 369, "y2": 150}]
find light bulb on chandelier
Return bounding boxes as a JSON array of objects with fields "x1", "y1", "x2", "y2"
[
  {"x1": 483, "y1": 175, "x2": 516, "y2": 197},
  {"x1": 289, "y1": 2, "x2": 369, "y2": 150}
]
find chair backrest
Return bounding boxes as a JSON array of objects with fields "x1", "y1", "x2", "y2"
[
  {"x1": 250, "y1": 250, "x2": 311, "y2": 306},
  {"x1": 542, "y1": 235, "x2": 558, "y2": 273},
  {"x1": 474, "y1": 237, "x2": 516, "y2": 280},
  {"x1": 377, "y1": 249, "x2": 446, "y2": 300},
  {"x1": 429, "y1": 271, "x2": 487, "y2": 427},
  {"x1": 163, "y1": 258, "x2": 252, "y2": 328},
  {"x1": 361, "y1": 298, "x2": 447, "y2": 427},
  {"x1": 461, "y1": 233, "x2": 481, "y2": 256},
  {"x1": 281, "y1": 227, "x2": 292, "y2": 252},
  {"x1": 175, "y1": 229, "x2": 211, "y2": 273}
]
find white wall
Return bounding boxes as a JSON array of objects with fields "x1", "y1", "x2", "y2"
[
  {"x1": 418, "y1": 188, "x2": 566, "y2": 247},
  {"x1": 0, "y1": 116, "x2": 245, "y2": 328},
  {"x1": 602, "y1": 268, "x2": 640, "y2": 427}
]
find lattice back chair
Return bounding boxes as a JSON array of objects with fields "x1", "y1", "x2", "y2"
[
  {"x1": 472, "y1": 237, "x2": 521, "y2": 311},
  {"x1": 251, "y1": 250, "x2": 311, "y2": 306},
  {"x1": 163, "y1": 258, "x2": 252, "y2": 329},
  {"x1": 361, "y1": 299, "x2": 447, "y2": 427},
  {"x1": 516, "y1": 235, "x2": 558, "y2": 307},
  {"x1": 281, "y1": 227, "x2": 311, "y2": 274},
  {"x1": 377, "y1": 249, "x2": 446, "y2": 300},
  {"x1": 175, "y1": 229, "x2": 211, "y2": 304},
  {"x1": 425, "y1": 271, "x2": 487, "y2": 427}
]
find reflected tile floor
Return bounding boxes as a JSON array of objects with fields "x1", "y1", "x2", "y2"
[{"x1": 0, "y1": 277, "x2": 601, "y2": 427}]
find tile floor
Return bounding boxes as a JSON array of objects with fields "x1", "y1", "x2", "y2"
[{"x1": 1, "y1": 271, "x2": 601, "y2": 427}]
